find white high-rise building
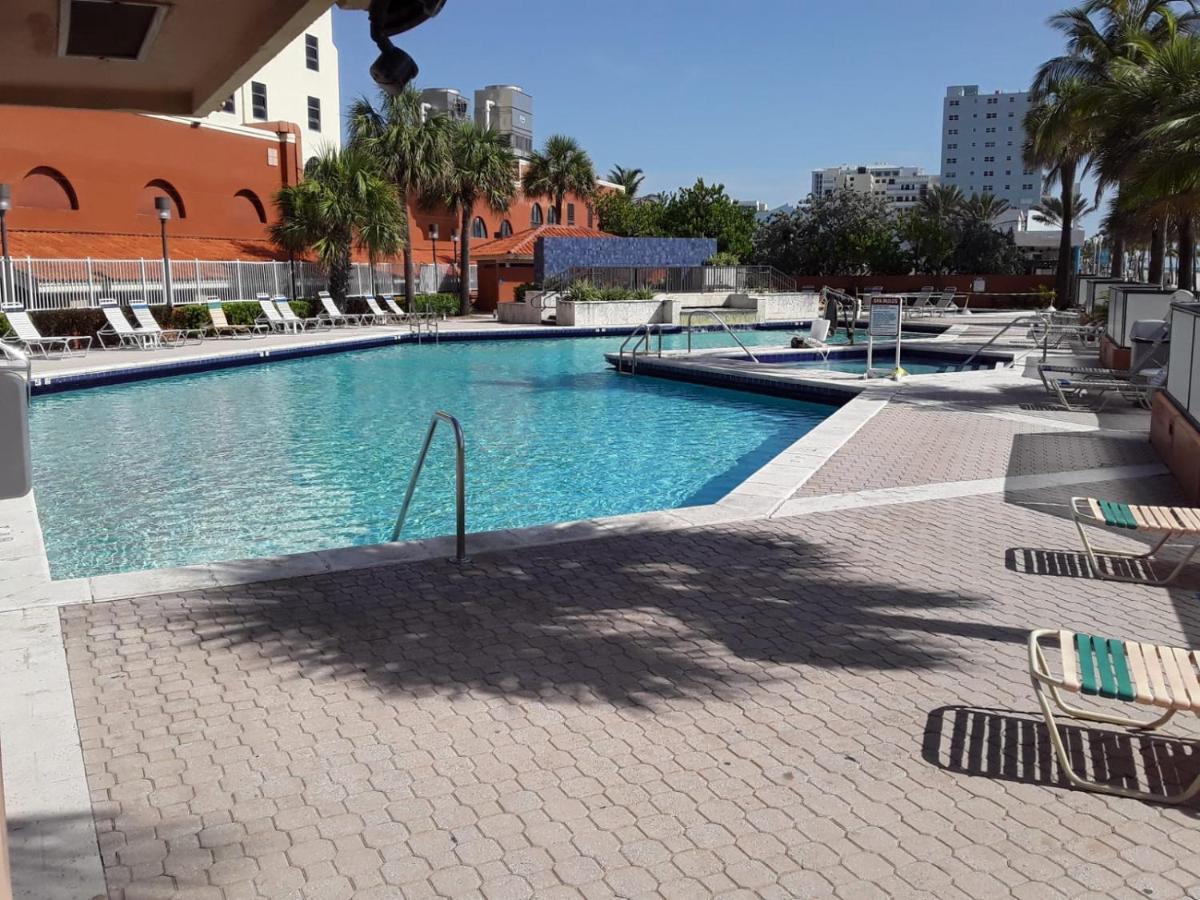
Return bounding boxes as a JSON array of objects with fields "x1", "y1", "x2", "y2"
[
  {"x1": 204, "y1": 10, "x2": 341, "y2": 164},
  {"x1": 940, "y1": 85, "x2": 1044, "y2": 211},
  {"x1": 810, "y1": 165, "x2": 938, "y2": 212}
]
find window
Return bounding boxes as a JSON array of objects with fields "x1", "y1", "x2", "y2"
[
  {"x1": 949, "y1": 99, "x2": 959, "y2": 106},
  {"x1": 500, "y1": 220, "x2": 513, "y2": 237},
  {"x1": 984, "y1": 142, "x2": 995, "y2": 148},
  {"x1": 984, "y1": 156, "x2": 994, "y2": 162},
  {"x1": 985, "y1": 127, "x2": 996, "y2": 133},
  {"x1": 948, "y1": 129, "x2": 958, "y2": 135},
  {"x1": 945, "y1": 158, "x2": 957, "y2": 164},
  {"x1": 220, "y1": 95, "x2": 235, "y2": 114},
  {"x1": 983, "y1": 185, "x2": 993, "y2": 191},
  {"x1": 948, "y1": 114, "x2": 958, "y2": 121},
  {"x1": 567, "y1": 203, "x2": 575, "y2": 225},
  {"x1": 471, "y1": 217, "x2": 487, "y2": 238},
  {"x1": 987, "y1": 97, "x2": 998, "y2": 105},
  {"x1": 307, "y1": 97, "x2": 321, "y2": 132},
  {"x1": 946, "y1": 143, "x2": 957, "y2": 149},
  {"x1": 530, "y1": 203, "x2": 543, "y2": 226},
  {"x1": 251, "y1": 82, "x2": 267, "y2": 120},
  {"x1": 305, "y1": 34, "x2": 319, "y2": 71},
  {"x1": 986, "y1": 112, "x2": 997, "y2": 119},
  {"x1": 1023, "y1": 183, "x2": 1035, "y2": 190},
  {"x1": 547, "y1": 206, "x2": 559, "y2": 224},
  {"x1": 983, "y1": 170, "x2": 994, "y2": 177}
]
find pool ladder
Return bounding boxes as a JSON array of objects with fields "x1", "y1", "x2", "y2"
[
  {"x1": 392, "y1": 411, "x2": 468, "y2": 564},
  {"x1": 617, "y1": 321, "x2": 666, "y2": 375},
  {"x1": 683, "y1": 310, "x2": 760, "y2": 362}
]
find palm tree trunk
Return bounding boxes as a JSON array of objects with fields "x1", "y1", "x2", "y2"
[
  {"x1": 1055, "y1": 160, "x2": 1076, "y2": 307},
  {"x1": 402, "y1": 202, "x2": 416, "y2": 309},
  {"x1": 1180, "y1": 215, "x2": 1195, "y2": 292},
  {"x1": 1148, "y1": 220, "x2": 1165, "y2": 286},
  {"x1": 555, "y1": 196, "x2": 564, "y2": 225},
  {"x1": 459, "y1": 205, "x2": 471, "y2": 316},
  {"x1": 1109, "y1": 237, "x2": 1125, "y2": 279}
]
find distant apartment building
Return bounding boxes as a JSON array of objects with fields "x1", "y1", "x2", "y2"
[
  {"x1": 206, "y1": 10, "x2": 340, "y2": 163},
  {"x1": 940, "y1": 85, "x2": 1044, "y2": 211},
  {"x1": 419, "y1": 88, "x2": 470, "y2": 122},
  {"x1": 474, "y1": 85, "x2": 534, "y2": 158},
  {"x1": 810, "y1": 165, "x2": 937, "y2": 212}
]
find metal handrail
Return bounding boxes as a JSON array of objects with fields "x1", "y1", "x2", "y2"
[
  {"x1": 617, "y1": 319, "x2": 665, "y2": 375},
  {"x1": 960, "y1": 314, "x2": 1057, "y2": 367},
  {"x1": 391, "y1": 411, "x2": 468, "y2": 564},
  {"x1": 683, "y1": 310, "x2": 760, "y2": 361},
  {"x1": 408, "y1": 311, "x2": 440, "y2": 344}
]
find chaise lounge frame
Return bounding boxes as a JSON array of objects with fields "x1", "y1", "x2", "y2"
[{"x1": 1071, "y1": 496, "x2": 1200, "y2": 584}]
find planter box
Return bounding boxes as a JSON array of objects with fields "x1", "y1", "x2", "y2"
[
  {"x1": 1105, "y1": 285, "x2": 1176, "y2": 348},
  {"x1": 496, "y1": 301, "x2": 547, "y2": 325},
  {"x1": 556, "y1": 299, "x2": 666, "y2": 327}
]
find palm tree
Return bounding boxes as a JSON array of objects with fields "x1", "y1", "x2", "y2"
[
  {"x1": 1024, "y1": 76, "x2": 1092, "y2": 305},
  {"x1": 961, "y1": 193, "x2": 1012, "y2": 225},
  {"x1": 522, "y1": 135, "x2": 597, "y2": 224},
  {"x1": 1035, "y1": 0, "x2": 1200, "y2": 278},
  {"x1": 607, "y1": 165, "x2": 645, "y2": 198},
  {"x1": 918, "y1": 184, "x2": 966, "y2": 220},
  {"x1": 270, "y1": 148, "x2": 403, "y2": 302},
  {"x1": 1031, "y1": 191, "x2": 1097, "y2": 227},
  {"x1": 347, "y1": 88, "x2": 453, "y2": 310},
  {"x1": 444, "y1": 122, "x2": 517, "y2": 315}
]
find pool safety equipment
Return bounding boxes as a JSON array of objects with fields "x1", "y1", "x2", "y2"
[{"x1": 866, "y1": 296, "x2": 904, "y2": 380}]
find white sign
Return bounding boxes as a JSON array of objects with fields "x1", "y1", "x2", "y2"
[{"x1": 868, "y1": 297, "x2": 901, "y2": 337}]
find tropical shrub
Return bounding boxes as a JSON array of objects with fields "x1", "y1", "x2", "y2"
[
  {"x1": 562, "y1": 281, "x2": 655, "y2": 302},
  {"x1": 706, "y1": 251, "x2": 742, "y2": 266},
  {"x1": 411, "y1": 293, "x2": 460, "y2": 315}
]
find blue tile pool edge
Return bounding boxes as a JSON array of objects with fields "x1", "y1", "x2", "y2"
[{"x1": 29, "y1": 320, "x2": 865, "y2": 395}]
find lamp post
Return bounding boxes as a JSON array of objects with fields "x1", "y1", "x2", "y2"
[
  {"x1": 0, "y1": 184, "x2": 11, "y2": 306},
  {"x1": 451, "y1": 231, "x2": 460, "y2": 300},
  {"x1": 155, "y1": 196, "x2": 173, "y2": 309},
  {"x1": 428, "y1": 223, "x2": 439, "y2": 296}
]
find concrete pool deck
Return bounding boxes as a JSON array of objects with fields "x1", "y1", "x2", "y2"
[{"x1": 4, "y1": 314, "x2": 1196, "y2": 899}]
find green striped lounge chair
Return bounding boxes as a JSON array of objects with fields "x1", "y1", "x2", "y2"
[
  {"x1": 1028, "y1": 629, "x2": 1200, "y2": 803},
  {"x1": 1072, "y1": 497, "x2": 1200, "y2": 584}
]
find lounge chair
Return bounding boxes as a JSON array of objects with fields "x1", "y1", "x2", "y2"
[
  {"x1": 256, "y1": 296, "x2": 294, "y2": 333},
  {"x1": 206, "y1": 299, "x2": 265, "y2": 339},
  {"x1": 317, "y1": 292, "x2": 365, "y2": 327},
  {"x1": 1039, "y1": 366, "x2": 1160, "y2": 411},
  {"x1": 129, "y1": 301, "x2": 203, "y2": 347},
  {"x1": 1071, "y1": 496, "x2": 1200, "y2": 584},
  {"x1": 1028, "y1": 628, "x2": 1200, "y2": 803},
  {"x1": 363, "y1": 294, "x2": 404, "y2": 325},
  {"x1": 274, "y1": 298, "x2": 326, "y2": 331},
  {"x1": 1027, "y1": 319, "x2": 1103, "y2": 349},
  {"x1": 381, "y1": 295, "x2": 409, "y2": 320},
  {"x1": 1, "y1": 304, "x2": 91, "y2": 358},
  {"x1": 905, "y1": 287, "x2": 936, "y2": 316},
  {"x1": 97, "y1": 299, "x2": 156, "y2": 350}
]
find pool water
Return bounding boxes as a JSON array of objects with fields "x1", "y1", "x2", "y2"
[
  {"x1": 777, "y1": 356, "x2": 983, "y2": 375},
  {"x1": 31, "y1": 329, "x2": 833, "y2": 579}
]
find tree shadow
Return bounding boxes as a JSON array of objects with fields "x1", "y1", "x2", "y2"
[
  {"x1": 5, "y1": 810, "x2": 106, "y2": 900},
  {"x1": 923, "y1": 705, "x2": 1200, "y2": 810},
  {"x1": 115, "y1": 526, "x2": 1028, "y2": 709}
]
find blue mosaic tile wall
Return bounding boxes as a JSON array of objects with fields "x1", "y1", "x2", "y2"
[{"x1": 535, "y1": 237, "x2": 717, "y2": 282}]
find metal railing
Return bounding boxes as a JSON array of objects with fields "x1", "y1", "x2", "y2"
[
  {"x1": 391, "y1": 411, "x2": 468, "y2": 564},
  {"x1": 564, "y1": 265, "x2": 798, "y2": 295},
  {"x1": 617, "y1": 319, "x2": 667, "y2": 375},
  {"x1": 683, "y1": 310, "x2": 760, "y2": 361},
  {"x1": 960, "y1": 313, "x2": 1078, "y2": 367},
  {"x1": 0, "y1": 257, "x2": 424, "y2": 310}
]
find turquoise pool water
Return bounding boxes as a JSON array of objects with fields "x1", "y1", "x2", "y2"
[{"x1": 31, "y1": 330, "x2": 833, "y2": 579}]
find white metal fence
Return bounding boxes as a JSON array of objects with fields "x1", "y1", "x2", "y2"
[{"x1": 0, "y1": 257, "x2": 475, "y2": 310}]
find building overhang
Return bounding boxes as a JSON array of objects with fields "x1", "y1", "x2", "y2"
[{"x1": 0, "y1": 0, "x2": 334, "y2": 115}]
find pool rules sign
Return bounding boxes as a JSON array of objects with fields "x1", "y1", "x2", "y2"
[{"x1": 866, "y1": 296, "x2": 904, "y2": 380}]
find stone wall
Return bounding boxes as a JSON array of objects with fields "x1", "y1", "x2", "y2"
[
  {"x1": 535, "y1": 237, "x2": 717, "y2": 282},
  {"x1": 556, "y1": 299, "x2": 667, "y2": 327}
]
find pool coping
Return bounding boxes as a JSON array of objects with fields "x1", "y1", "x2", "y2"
[{"x1": 2, "y1": 387, "x2": 893, "y2": 610}]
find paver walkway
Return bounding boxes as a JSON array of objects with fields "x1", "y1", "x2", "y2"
[{"x1": 11, "y1": 317, "x2": 1200, "y2": 899}]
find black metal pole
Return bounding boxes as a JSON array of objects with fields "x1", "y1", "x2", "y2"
[
  {"x1": 0, "y1": 208, "x2": 10, "y2": 306},
  {"x1": 160, "y1": 219, "x2": 172, "y2": 310}
]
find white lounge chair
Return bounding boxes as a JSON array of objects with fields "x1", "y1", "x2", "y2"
[
  {"x1": 791, "y1": 318, "x2": 832, "y2": 359},
  {"x1": 129, "y1": 301, "x2": 203, "y2": 347},
  {"x1": 206, "y1": 299, "x2": 265, "y2": 339},
  {"x1": 97, "y1": 299, "x2": 155, "y2": 350},
  {"x1": 363, "y1": 295, "x2": 404, "y2": 325},
  {"x1": 317, "y1": 292, "x2": 365, "y2": 327},
  {"x1": 1028, "y1": 628, "x2": 1200, "y2": 803},
  {"x1": 1, "y1": 304, "x2": 91, "y2": 358},
  {"x1": 905, "y1": 287, "x2": 936, "y2": 316},
  {"x1": 275, "y1": 298, "x2": 326, "y2": 331},
  {"x1": 256, "y1": 296, "x2": 294, "y2": 333},
  {"x1": 381, "y1": 295, "x2": 409, "y2": 321}
]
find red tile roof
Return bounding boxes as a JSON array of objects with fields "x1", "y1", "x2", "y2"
[
  {"x1": 7, "y1": 230, "x2": 289, "y2": 261},
  {"x1": 472, "y1": 225, "x2": 612, "y2": 261}
]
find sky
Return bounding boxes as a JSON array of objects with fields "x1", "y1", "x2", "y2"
[{"x1": 332, "y1": 0, "x2": 1088, "y2": 224}]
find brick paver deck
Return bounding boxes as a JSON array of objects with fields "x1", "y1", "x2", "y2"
[{"x1": 61, "y1": 469, "x2": 1200, "y2": 899}]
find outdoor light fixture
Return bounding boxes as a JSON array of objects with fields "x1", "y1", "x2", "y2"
[
  {"x1": 428, "y1": 223, "x2": 439, "y2": 293},
  {"x1": 367, "y1": 0, "x2": 448, "y2": 96},
  {"x1": 0, "y1": 184, "x2": 11, "y2": 306},
  {"x1": 155, "y1": 196, "x2": 173, "y2": 309}
]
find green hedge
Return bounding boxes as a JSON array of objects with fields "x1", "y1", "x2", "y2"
[
  {"x1": 562, "y1": 281, "x2": 656, "y2": 303},
  {"x1": 411, "y1": 293, "x2": 461, "y2": 316}
]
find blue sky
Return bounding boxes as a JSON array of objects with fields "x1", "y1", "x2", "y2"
[{"x1": 333, "y1": 1, "x2": 1075, "y2": 213}]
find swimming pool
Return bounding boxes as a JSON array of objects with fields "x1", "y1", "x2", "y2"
[{"x1": 31, "y1": 329, "x2": 834, "y2": 579}]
